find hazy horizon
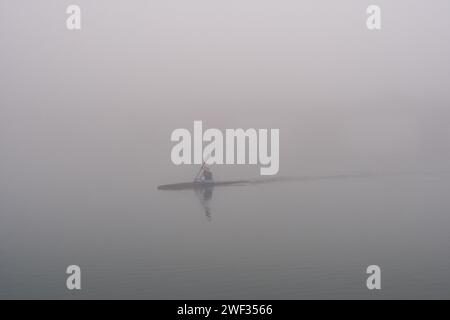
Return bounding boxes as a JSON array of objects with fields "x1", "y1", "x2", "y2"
[{"x1": 1, "y1": 0, "x2": 450, "y2": 299}]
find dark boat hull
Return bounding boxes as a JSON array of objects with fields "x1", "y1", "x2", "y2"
[{"x1": 157, "y1": 180, "x2": 249, "y2": 190}]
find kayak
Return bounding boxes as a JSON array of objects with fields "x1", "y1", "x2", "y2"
[
  {"x1": 157, "y1": 180, "x2": 250, "y2": 190},
  {"x1": 157, "y1": 172, "x2": 435, "y2": 191}
]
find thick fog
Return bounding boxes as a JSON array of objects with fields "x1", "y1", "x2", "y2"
[{"x1": 1, "y1": 0, "x2": 450, "y2": 299}]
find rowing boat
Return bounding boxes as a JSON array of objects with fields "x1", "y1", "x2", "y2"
[{"x1": 157, "y1": 180, "x2": 249, "y2": 190}]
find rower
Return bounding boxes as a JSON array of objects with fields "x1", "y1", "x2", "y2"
[
  {"x1": 194, "y1": 155, "x2": 214, "y2": 183},
  {"x1": 202, "y1": 166, "x2": 213, "y2": 182},
  {"x1": 195, "y1": 165, "x2": 213, "y2": 182}
]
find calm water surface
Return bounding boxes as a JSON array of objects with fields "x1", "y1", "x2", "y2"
[{"x1": 1, "y1": 171, "x2": 449, "y2": 299}]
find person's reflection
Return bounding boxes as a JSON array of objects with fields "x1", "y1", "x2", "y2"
[{"x1": 195, "y1": 185, "x2": 213, "y2": 221}]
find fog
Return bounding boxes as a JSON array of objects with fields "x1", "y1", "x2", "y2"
[{"x1": 1, "y1": 0, "x2": 450, "y2": 299}]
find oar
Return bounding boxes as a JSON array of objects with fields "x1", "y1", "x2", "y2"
[{"x1": 193, "y1": 154, "x2": 211, "y2": 180}]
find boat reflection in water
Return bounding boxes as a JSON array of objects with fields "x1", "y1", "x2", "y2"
[
  {"x1": 194, "y1": 184, "x2": 213, "y2": 221},
  {"x1": 158, "y1": 179, "x2": 249, "y2": 221},
  {"x1": 157, "y1": 163, "x2": 248, "y2": 221}
]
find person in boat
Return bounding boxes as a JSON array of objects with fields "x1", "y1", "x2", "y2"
[
  {"x1": 203, "y1": 166, "x2": 213, "y2": 181},
  {"x1": 196, "y1": 165, "x2": 213, "y2": 182}
]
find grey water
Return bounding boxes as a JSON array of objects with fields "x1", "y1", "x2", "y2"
[
  {"x1": 1, "y1": 164, "x2": 450, "y2": 299},
  {"x1": 2, "y1": 0, "x2": 450, "y2": 299}
]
